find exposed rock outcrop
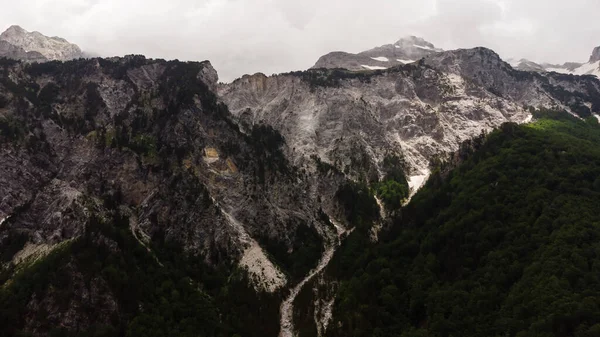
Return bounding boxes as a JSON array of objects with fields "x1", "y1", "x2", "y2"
[
  {"x1": 0, "y1": 56, "x2": 334, "y2": 295},
  {"x1": 589, "y1": 46, "x2": 600, "y2": 63},
  {"x1": 0, "y1": 25, "x2": 83, "y2": 61},
  {"x1": 312, "y1": 36, "x2": 442, "y2": 71},
  {"x1": 221, "y1": 47, "x2": 600, "y2": 185},
  {"x1": 0, "y1": 40, "x2": 47, "y2": 62}
]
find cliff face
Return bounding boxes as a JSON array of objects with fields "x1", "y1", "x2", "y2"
[
  {"x1": 0, "y1": 40, "x2": 47, "y2": 62},
  {"x1": 220, "y1": 49, "x2": 600, "y2": 189},
  {"x1": 0, "y1": 55, "x2": 347, "y2": 297},
  {"x1": 589, "y1": 46, "x2": 600, "y2": 63},
  {"x1": 2, "y1": 43, "x2": 600, "y2": 336}
]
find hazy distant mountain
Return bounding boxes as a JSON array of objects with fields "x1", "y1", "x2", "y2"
[
  {"x1": 570, "y1": 46, "x2": 600, "y2": 77},
  {"x1": 506, "y1": 46, "x2": 600, "y2": 78},
  {"x1": 506, "y1": 58, "x2": 547, "y2": 72},
  {"x1": 0, "y1": 25, "x2": 83, "y2": 61},
  {"x1": 312, "y1": 36, "x2": 442, "y2": 71},
  {"x1": 0, "y1": 39, "x2": 47, "y2": 62}
]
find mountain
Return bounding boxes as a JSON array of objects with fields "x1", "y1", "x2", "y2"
[
  {"x1": 506, "y1": 58, "x2": 584, "y2": 73},
  {"x1": 312, "y1": 36, "x2": 442, "y2": 71},
  {"x1": 322, "y1": 110, "x2": 600, "y2": 337},
  {"x1": 0, "y1": 25, "x2": 83, "y2": 61},
  {"x1": 506, "y1": 58, "x2": 547, "y2": 72},
  {"x1": 506, "y1": 46, "x2": 600, "y2": 78},
  {"x1": 2, "y1": 27, "x2": 600, "y2": 337},
  {"x1": 220, "y1": 49, "x2": 600, "y2": 335},
  {"x1": 570, "y1": 46, "x2": 600, "y2": 77},
  {"x1": 0, "y1": 40, "x2": 47, "y2": 62},
  {"x1": 0, "y1": 56, "x2": 346, "y2": 336},
  {"x1": 221, "y1": 47, "x2": 600, "y2": 188}
]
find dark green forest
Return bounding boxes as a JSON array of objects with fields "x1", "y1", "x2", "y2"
[{"x1": 326, "y1": 110, "x2": 600, "y2": 337}]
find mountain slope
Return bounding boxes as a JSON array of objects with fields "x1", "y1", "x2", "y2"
[
  {"x1": 221, "y1": 48, "x2": 600, "y2": 190},
  {"x1": 312, "y1": 36, "x2": 442, "y2": 71},
  {"x1": 507, "y1": 46, "x2": 600, "y2": 79},
  {"x1": 0, "y1": 56, "x2": 348, "y2": 336},
  {"x1": 0, "y1": 40, "x2": 47, "y2": 62},
  {"x1": 0, "y1": 25, "x2": 83, "y2": 61},
  {"x1": 322, "y1": 110, "x2": 600, "y2": 337}
]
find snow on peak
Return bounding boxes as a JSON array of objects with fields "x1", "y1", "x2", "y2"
[
  {"x1": 573, "y1": 61, "x2": 600, "y2": 77},
  {"x1": 394, "y1": 36, "x2": 442, "y2": 53},
  {"x1": 370, "y1": 56, "x2": 389, "y2": 62},
  {"x1": 413, "y1": 44, "x2": 433, "y2": 51},
  {"x1": 361, "y1": 65, "x2": 387, "y2": 70}
]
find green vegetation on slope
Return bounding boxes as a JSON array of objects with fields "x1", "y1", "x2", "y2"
[
  {"x1": 374, "y1": 154, "x2": 410, "y2": 211},
  {"x1": 327, "y1": 110, "x2": 600, "y2": 337}
]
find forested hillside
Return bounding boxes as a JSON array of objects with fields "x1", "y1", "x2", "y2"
[{"x1": 325, "y1": 110, "x2": 600, "y2": 337}]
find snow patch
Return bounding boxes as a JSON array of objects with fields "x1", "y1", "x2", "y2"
[
  {"x1": 594, "y1": 114, "x2": 600, "y2": 123},
  {"x1": 397, "y1": 59, "x2": 415, "y2": 64},
  {"x1": 370, "y1": 56, "x2": 389, "y2": 62},
  {"x1": 408, "y1": 169, "x2": 430, "y2": 198},
  {"x1": 545, "y1": 67, "x2": 571, "y2": 74},
  {"x1": 361, "y1": 65, "x2": 387, "y2": 70},
  {"x1": 506, "y1": 58, "x2": 521, "y2": 67},
  {"x1": 573, "y1": 61, "x2": 600, "y2": 78},
  {"x1": 0, "y1": 215, "x2": 10, "y2": 227},
  {"x1": 414, "y1": 44, "x2": 433, "y2": 50}
]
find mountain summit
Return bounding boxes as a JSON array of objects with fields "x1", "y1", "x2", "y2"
[
  {"x1": 312, "y1": 36, "x2": 442, "y2": 71},
  {"x1": 0, "y1": 25, "x2": 83, "y2": 61},
  {"x1": 590, "y1": 46, "x2": 600, "y2": 63}
]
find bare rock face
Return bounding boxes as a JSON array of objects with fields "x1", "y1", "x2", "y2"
[
  {"x1": 0, "y1": 40, "x2": 47, "y2": 62},
  {"x1": 312, "y1": 36, "x2": 442, "y2": 71},
  {"x1": 221, "y1": 47, "x2": 600, "y2": 184},
  {"x1": 507, "y1": 58, "x2": 546, "y2": 72},
  {"x1": 197, "y1": 61, "x2": 219, "y2": 92},
  {"x1": 589, "y1": 46, "x2": 600, "y2": 63},
  {"x1": 0, "y1": 56, "x2": 337, "y2": 296},
  {"x1": 0, "y1": 25, "x2": 83, "y2": 61}
]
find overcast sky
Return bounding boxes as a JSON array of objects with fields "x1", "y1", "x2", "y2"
[{"x1": 1, "y1": 0, "x2": 598, "y2": 81}]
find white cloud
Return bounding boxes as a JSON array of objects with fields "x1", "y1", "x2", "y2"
[{"x1": 0, "y1": 0, "x2": 598, "y2": 81}]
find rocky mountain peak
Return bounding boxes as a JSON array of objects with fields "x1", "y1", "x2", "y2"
[
  {"x1": 0, "y1": 40, "x2": 47, "y2": 62},
  {"x1": 0, "y1": 25, "x2": 82, "y2": 61},
  {"x1": 3, "y1": 25, "x2": 27, "y2": 35},
  {"x1": 312, "y1": 35, "x2": 442, "y2": 71},
  {"x1": 507, "y1": 58, "x2": 546, "y2": 72},
  {"x1": 394, "y1": 36, "x2": 441, "y2": 51},
  {"x1": 590, "y1": 46, "x2": 600, "y2": 63},
  {"x1": 197, "y1": 60, "x2": 219, "y2": 92}
]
